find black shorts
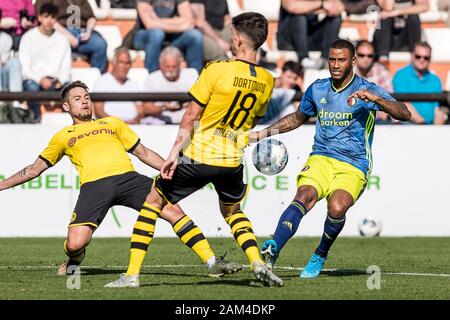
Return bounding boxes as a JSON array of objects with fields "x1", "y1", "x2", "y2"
[
  {"x1": 70, "y1": 171, "x2": 152, "y2": 228},
  {"x1": 154, "y1": 158, "x2": 248, "y2": 205}
]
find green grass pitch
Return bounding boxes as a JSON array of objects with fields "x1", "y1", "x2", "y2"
[{"x1": 0, "y1": 237, "x2": 449, "y2": 300}]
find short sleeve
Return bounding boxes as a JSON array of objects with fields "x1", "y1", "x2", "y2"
[
  {"x1": 115, "y1": 118, "x2": 141, "y2": 152},
  {"x1": 298, "y1": 84, "x2": 317, "y2": 116},
  {"x1": 39, "y1": 133, "x2": 65, "y2": 167},
  {"x1": 255, "y1": 77, "x2": 275, "y2": 118},
  {"x1": 365, "y1": 83, "x2": 396, "y2": 111},
  {"x1": 188, "y1": 62, "x2": 218, "y2": 107}
]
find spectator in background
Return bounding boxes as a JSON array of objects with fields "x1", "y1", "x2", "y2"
[
  {"x1": 393, "y1": 42, "x2": 447, "y2": 124},
  {"x1": 342, "y1": 0, "x2": 377, "y2": 14},
  {"x1": 0, "y1": 32, "x2": 23, "y2": 95},
  {"x1": 93, "y1": 47, "x2": 144, "y2": 124},
  {"x1": 0, "y1": 0, "x2": 36, "y2": 50},
  {"x1": 35, "y1": 0, "x2": 108, "y2": 73},
  {"x1": 438, "y1": 0, "x2": 450, "y2": 27},
  {"x1": 354, "y1": 40, "x2": 392, "y2": 92},
  {"x1": 277, "y1": 0, "x2": 344, "y2": 69},
  {"x1": 373, "y1": 0, "x2": 429, "y2": 65},
  {"x1": 354, "y1": 40, "x2": 394, "y2": 123},
  {"x1": 124, "y1": 0, "x2": 203, "y2": 73},
  {"x1": 190, "y1": 0, "x2": 231, "y2": 61},
  {"x1": 260, "y1": 61, "x2": 303, "y2": 125},
  {"x1": 141, "y1": 46, "x2": 198, "y2": 124},
  {"x1": 19, "y1": 3, "x2": 71, "y2": 122}
]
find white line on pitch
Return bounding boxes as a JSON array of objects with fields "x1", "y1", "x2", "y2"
[{"x1": 1, "y1": 264, "x2": 450, "y2": 278}]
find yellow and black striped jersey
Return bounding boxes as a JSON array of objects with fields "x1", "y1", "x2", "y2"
[
  {"x1": 186, "y1": 59, "x2": 274, "y2": 167},
  {"x1": 40, "y1": 116, "x2": 139, "y2": 185}
]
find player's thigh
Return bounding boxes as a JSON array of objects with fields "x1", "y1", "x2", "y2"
[
  {"x1": 296, "y1": 155, "x2": 333, "y2": 202},
  {"x1": 328, "y1": 160, "x2": 367, "y2": 204},
  {"x1": 71, "y1": 178, "x2": 115, "y2": 229},
  {"x1": 154, "y1": 162, "x2": 210, "y2": 205},
  {"x1": 114, "y1": 171, "x2": 153, "y2": 211},
  {"x1": 212, "y1": 165, "x2": 248, "y2": 209}
]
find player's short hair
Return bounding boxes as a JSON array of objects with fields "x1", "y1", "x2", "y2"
[
  {"x1": 412, "y1": 41, "x2": 432, "y2": 53},
  {"x1": 39, "y1": 3, "x2": 59, "y2": 17},
  {"x1": 232, "y1": 12, "x2": 268, "y2": 51},
  {"x1": 60, "y1": 81, "x2": 89, "y2": 103},
  {"x1": 330, "y1": 39, "x2": 356, "y2": 58},
  {"x1": 282, "y1": 61, "x2": 303, "y2": 77}
]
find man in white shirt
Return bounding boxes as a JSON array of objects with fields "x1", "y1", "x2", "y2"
[
  {"x1": 93, "y1": 47, "x2": 144, "y2": 124},
  {"x1": 141, "y1": 46, "x2": 198, "y2": 124},
  {"x1": 18, "y1": 3, "x2": 71, "y2": 122}
]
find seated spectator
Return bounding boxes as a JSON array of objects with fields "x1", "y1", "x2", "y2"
[
  {"x1": 393, "y1": 42, "x2": 447, "y2": 125},
  {"x1": 0, "y1": 32, "x2": 23, "y2": 110},
  {"x1": 342, "y1": 0, "x2": 377, "y2": 14},
  {"x1": 124, "y1": 0, "x2": 203, "y2": 73},
  {"x1": 140, "y1": 46, "x2": 198, "y2": 124},
  {"x1": 0, "y1": 0, "x2": 36, "y2": 50},
  {"x1": 438, "y1": 0, "x2": 450, "y2": 27},
  {"x1": 354, "y1": 40, "x2": 394, "y2": 123},
  {"x1": 35, "y1": 0, "x2": 108, "y2": 73},
  {"x1": 93, "y1": 47, "x2": 144, "y2": 124},
  {"x1": 354, "y1": 40, "x2": 392, "y2": 92},
  {"x1": 18, "y1": 3, "x2": 71, "y2": 122},
  {"x1": 190, "y1": 0, "x2": 231, "y2": 61},
  {"x1": 373, "y1": 0, "x2": 429, "y2": 65},
  {"x1": 260, "y1": 61, "x2": 303, "y2": 125},
  {"x1": 277, "y1": 0, "x2": 344, "y2": 69}
]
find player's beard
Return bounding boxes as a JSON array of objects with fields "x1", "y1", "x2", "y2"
[{"x1": 75, "y1": 110, "x2": 92, "y2": 121}]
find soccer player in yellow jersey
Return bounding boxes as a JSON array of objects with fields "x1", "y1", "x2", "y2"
[
  {"x1": 0, "y1": 81, "x2": 242, "y2": 278},
  {"x1": 106, "y1": 12, "x2": 284, "y2": 288}
]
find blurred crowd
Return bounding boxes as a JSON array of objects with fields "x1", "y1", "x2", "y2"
[{"x1": 0, "y1": 0, "x2": 448, "y2": 124}]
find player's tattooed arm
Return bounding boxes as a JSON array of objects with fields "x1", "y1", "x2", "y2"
[
  {"x1": 350, "y1": 89, "x2": 411, "y2": 121},
  {"x1": 161, "y1": 101, "x2": 204, "y2": 179},
  {"x1": 0, "y1": 157, "x2": 49, "y2": 191},
  {"x1": 251, "y1": 111, "x2": 309, "y2": 142},
  {"x1": 375, "y1": 98, "x2": 411, "y2": 121}
]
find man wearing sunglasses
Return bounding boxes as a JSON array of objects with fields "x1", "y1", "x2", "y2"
[
  {"x1": 354, "y1": 40, "x2": 393, "y2": 93},
  {"x1": 354, "y1": 40, "x2": 396, "y2": 123},
  {"x1": 393, "y1": 42, "x2": 447, "y2": 124}
]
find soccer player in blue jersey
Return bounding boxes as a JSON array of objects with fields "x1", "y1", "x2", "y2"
[{"x1": 251, "y1": 39, "x2": 411, "y2": 278}]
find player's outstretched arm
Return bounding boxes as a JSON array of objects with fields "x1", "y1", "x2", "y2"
[
  {"x1": 132, "y1": 143, "x2": 164, "y2": 171},
  {"x1": 0, "y1": 157, "x2": 49, "y2": 191},
  {"x1": 250, "y1": 111, "x2": 309, "y2": 143},
  {"x1": 351, "y1": 89, "x2": 411, "y2": 121},
  {"x1": 161, "y1": 101, "x2": 204, "y2": 180}
]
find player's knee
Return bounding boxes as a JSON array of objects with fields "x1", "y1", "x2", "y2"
[
  {"x1": 161, "y1": 205, "x2": 185, "y2": 224},
  {"x1": 327, "y1": 201, "x2": 349, "y2": 219},
  {"x1": 295, "y1": 187, "x2": 317, "y2": 209},
  {"x1": 65, "y1": 240, "x2": 85, "y2": 254}
]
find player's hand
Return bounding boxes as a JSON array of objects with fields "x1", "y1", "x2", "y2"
[
  {"x1": 161, "y1": 153, "x2": 178, "y2": 180},
  {"x1": 350, "y1": 89, "x2": 379, "y2": 103}
]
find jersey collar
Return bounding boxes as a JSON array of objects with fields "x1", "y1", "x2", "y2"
[{"x1": 331, "y1": 73, "x2": 355, "y2": 93}]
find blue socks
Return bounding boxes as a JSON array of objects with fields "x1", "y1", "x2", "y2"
[
  {"x1": 315, "y1": 215, "x2": 346, "y2": 258},
  {"x1": 273, "y1": 200, "x2": 307, "y2": 251}
]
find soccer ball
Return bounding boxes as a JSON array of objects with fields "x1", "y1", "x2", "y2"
[
  {"x1": 252, "y1": 138, "x2": 288, "y2": 175},
  {"x1": 358, "y1": 217, "x2": 382, "y2": 237}
]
